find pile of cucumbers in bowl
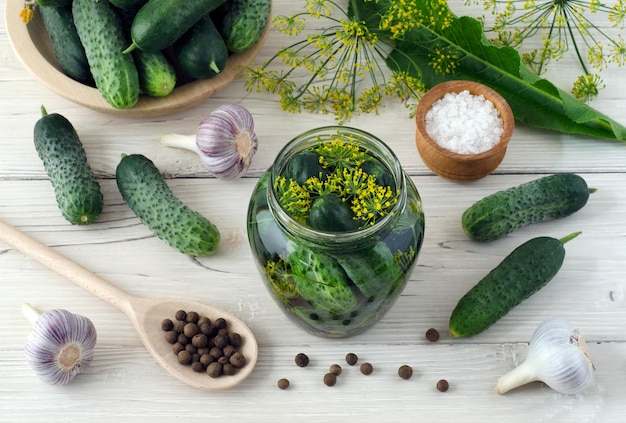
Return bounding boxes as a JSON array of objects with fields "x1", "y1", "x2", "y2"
[{"x1": 35, "y1": 0, "x2": 270, "y2": 108}]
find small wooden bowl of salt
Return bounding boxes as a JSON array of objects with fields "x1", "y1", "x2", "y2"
[{"x1": 415, "y1": 80, "x2": 514, "y2": 181}]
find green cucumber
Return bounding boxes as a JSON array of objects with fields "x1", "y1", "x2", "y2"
[
  {"x1": 220, "y1": 0, "x2": 270, "y2": 53},
  {"x1": 33, "y1": 106, "x2": 103, "y2": 225},
  {"x1": 109, "y1": 0, "x2": 146, "y2": 9},
  {"x1": 115, "y1": 154, "x2": 220, "y2": 256},
  {"x1": 175, "y1": 14, "x2": 228, "y2": 80},
  {"x1": 134, "y1": 49, "x2": 176, "y2": 97},
  {"x1": 124, "y1": 0, "x2": 227, "y2": 53},
  {"x1": 307, "y1": 194, "x2": 360, "y2": 232},
  {"x1": 72, "y1": 0, "x2": 139, "y2": 109},
  {"x1": 449, "y1": 232, "x2": 580, "y2": 338},
  {"x1": 39, "y1": 5, "x2": 93, "y2": 85},
  {"x1": 36, "y1": 0, "x2": 71, "y2": 7},
  {"x1": 462, "y1": 173, "x2": 594, "y2": 241},
  {"x1": 286, "y1": 243, "x2": 357, "y2": 315}
]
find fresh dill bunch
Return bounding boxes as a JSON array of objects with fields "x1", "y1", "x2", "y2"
[
  {"x1": 467, "y1": 0, "x2": 626, "y2": 101},
  {"x1": 243, "y1": 0, "x2": 426, "y2": 123}
]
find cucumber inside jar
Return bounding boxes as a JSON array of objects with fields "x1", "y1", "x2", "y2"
[{"x1": 247, "y1": 127, "x2": 424, "y2": 338}]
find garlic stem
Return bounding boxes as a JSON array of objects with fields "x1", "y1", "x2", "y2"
[
  {"x1": 22, "y1": 303, "x2": 41, "y2": 326},
  {"x1": 496, "y1": 359, "x2": 540, "y2": 394},
  {"x1": 160, "y1": 133, "x2": 199, "y2": 154}
]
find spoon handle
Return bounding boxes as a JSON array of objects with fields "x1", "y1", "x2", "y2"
[{"x1": 0, "y1": 219, "x2": 134, "y2": 315}]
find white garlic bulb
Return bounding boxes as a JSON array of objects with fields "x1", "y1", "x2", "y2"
[
  {"x1": 496, "y1": 317, "x2": 595, "y2": 395},
  {"x1": 22, "y1": 303, "x2": 97, "y2": 385},
  {"x1": 161, "y1": 104, "x2": 258, "y2": 180}
]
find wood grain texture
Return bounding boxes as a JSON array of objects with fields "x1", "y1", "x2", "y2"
[{"x1": 1, "y1": 0, "x2": 626, "y2": 421}]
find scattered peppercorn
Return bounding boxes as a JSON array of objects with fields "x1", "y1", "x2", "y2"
[
  {"x1": 329, "y1": 364, "x2": 342, "y2": 376},
  {"x1": 360, "y1": 362, "x2": 373, "y2": 375},
  {"x1": 278, "y1": 378, "x2": 290, "y2": 390},
  {"x1": 437, "y1": 379, "x2": 449, "y2": 392},
  {"x1": 323, "y1": 372, "x2": 337, "y2": 386},
  {"x1": 345, "y1": 353, "x2": 358, "y2": 366},
  {"x1": 426, "y1": 328, "x2": 440, "y2": 342},
  {"x1": 295, "y1": 353, "x2": 309, "y2": 367},
  {"x1": 398, "y1": 365, "x2": 413, "y2": 380}
]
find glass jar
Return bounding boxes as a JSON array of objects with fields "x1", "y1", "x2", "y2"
[{"x1": 247, "y1": 126, "x2": 425, "y2": 338}]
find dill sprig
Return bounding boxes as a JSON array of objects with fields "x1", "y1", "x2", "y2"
[{"x1": 467, "y1": 0, "x2": 626, "y2": 101}]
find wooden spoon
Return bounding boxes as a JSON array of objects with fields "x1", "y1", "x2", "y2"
[{"x1": 0, "y1": 219, "x2": 258, "y2": 391}]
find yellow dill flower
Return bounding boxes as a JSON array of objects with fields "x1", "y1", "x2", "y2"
[
  {"x1": 428, "y1": 46, "x2": 460, "y2": 75},
  {"x1": 20, "y1": 2, "x2": 35, "y2": 24},
  {"x1": 572, "y1": 73, "x2": 605, "y2": 102},
  {"x1": 273, "y1": 14, "x2": 306, "y2": 37}
]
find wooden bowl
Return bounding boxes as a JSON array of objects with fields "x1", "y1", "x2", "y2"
[
  {"x1": 415, "y1": 80, "x2": 514, "y2": 181},
  {"x1": 5, "y1": 1, "x2": 269, "y2": 117}
]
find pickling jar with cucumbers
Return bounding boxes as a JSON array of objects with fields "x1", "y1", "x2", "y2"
[{"x1": 247, "y1": 127, "x2": 425, "y2": 338}]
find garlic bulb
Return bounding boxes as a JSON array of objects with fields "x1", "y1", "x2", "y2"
[
  {"x1": 161, "y1": 104, "x2": 258, "y2": 180},
  {"x1": 22, "y1": 303, "x2": 97, "y2": 385},
  {"x1": 496, "y1": 317, "x2": 595, "y2": 395}
]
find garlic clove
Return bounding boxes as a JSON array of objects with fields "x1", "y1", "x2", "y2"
[
  {"x1": 22, "y1": 303, "x2": 97, "y2": 385},
  {"x1": 496, "y1": 317, "x2": 595, "y2": 395},
  {"x1": 160, "y1": 104, "x2": 258, "y2": 180}
]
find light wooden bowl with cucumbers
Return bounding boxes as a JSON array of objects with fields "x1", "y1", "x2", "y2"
[{"x1": 5, "y1": 0, "x2": 269, "y2": 118}]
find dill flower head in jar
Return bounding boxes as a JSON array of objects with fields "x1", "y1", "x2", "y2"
[{"x1": 247, "y1": 127, "x2": 425, "y2": 338}]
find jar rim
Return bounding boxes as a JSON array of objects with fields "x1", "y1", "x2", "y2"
[{"x1": 268, "y1": 126, "x2": 406, "y2": 246}]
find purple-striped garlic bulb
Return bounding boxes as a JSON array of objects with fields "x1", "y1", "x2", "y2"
[
  {"x1": 160, "y1": 104, "x2": 259, "y2": 180},
  {"x1": 22, "y1": 303, "x2": 97, "y2": 385}
]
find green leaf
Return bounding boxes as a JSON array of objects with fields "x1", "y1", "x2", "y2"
[{"x1": 356, "y1": 0, "x2": 626, "y2": 141}]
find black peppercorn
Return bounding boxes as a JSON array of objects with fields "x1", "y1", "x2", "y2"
[
  {"x1": 295, "y1": 353, "x2": 309, "y2": 367},
  {"x1": 183, "y1": 322, "x2": 198, "y2": 338},
  {"x1": 229, "y1": 332, "x2": 242, "y2": 347},
  {"x1": 199, "y1": 322, "x2": 214, "y2": 337},
  {"x1": 175, "y1": 309, "x2": 187, "y2": 322},
  {"x1": 186, "y1": 311, "x2": 200, "y2": 324},
  {"x1": 222, "y1": 344, "x2": 237, "y2": 358},
  {"x1": 277, "y1": 378, "x2": 290, "y2": 390},
  {"x1": 209, "y1": 346, "x2": 223, "y2": 359},
  {"x1": 197, "y1": 316, "x2": 210, "y2": 327},
  {"x1": 329, "y1": 364, "x2": 342, "y2": 376},
  {"x1": 161, "y1": 318, "x2": 174, "y2": 331},
  {"x1": 191, "y1": 361, "x2": 205, "y2": 373},
  {"x1": 323, "y1": 372, "x2": 337, "y2": 386},
  {"x1": 345, "y1": 353, "x2": 358, "y2": 366},
  {"x1": 200, "y1": 353, "x2": 214, "y2": 368},
  {"x1": 172, "y1": 342, "x2": 185, "y2": 355},
  {"x1": 192, "y1": 333, "x2": 208, "y2": 348},
  {"x1": 213, "y1": 317, "x2": 227, "y2": 330},
  {"x1": 230, "y1": 352, "x2": 246, "y2": 368},
  {"x1": 206, "y1": 362, "x2": 223, "y2": 378},
  {"x1": 164, "y1": 330, "x2": 178, "y2": 344},
  {"x1": 185, "y1": 343, "x2": 197, "y2": 354},
  {"x1": 360, "y1": 362, "x2": 373, "y2": 375},
  {"x1": 214, "y1": 334, "x2": 228, "y2": 349},
  {"x1": 437, "y1": 379, "x2": 449, "y2": 392},
  {"x1": 222, "y1": 363, "x2": 237, "y2": 376},
  {"x1": 177, "y1": 350, "x2": 192, "y2": 365},
  {"x1": 177, "y1": 333, "x2": 190, "y2": 345},
  {"x1": 398, "y1": 365, "x2": 413, "y2": 380},
  {"x1": 218, "y1": 356, "x2": 229, "y2": 365},
  {"x1": 426, "y1": 328, "x2": 440, "y2": 342}
]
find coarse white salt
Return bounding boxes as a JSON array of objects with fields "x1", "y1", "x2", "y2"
[{"x1": 424, "y1": 90, "x2": 504, "y2": 154}]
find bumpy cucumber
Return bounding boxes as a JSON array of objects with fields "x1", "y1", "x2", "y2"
[
  {"x1": 33, "y1": 106, "x2": 103, "y2": 225},
  {"x1": 462, "y1": 173, "x2": 594, "y2": 241},
  {"x1": 124, "y1": 0, "x2": 227, "y2": 53},
  {"x1": 175, "y1": 14, "x2": 228, "y2": 79},
  {"x1": 39, "y1": 5, "x2": 92, "y2": 85},
  {"x1": 133, "y1": 49, "x2": 176, "y2": 97},
  {"x1": 220, "y1": 0, "x2": 270, "y2": 52},
  {"x1": 115, "y1": 154, "x2": 220, "y2": 256},
  {"x1": 72, "y1": 0, "x2": 139, "y2": 109},
  {"x1": 449, "y1": 232, "x2": 580, "y2": 338}
]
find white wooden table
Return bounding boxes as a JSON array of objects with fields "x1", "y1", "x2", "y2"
[{"x1": 2, "y1": 1, "x2": 626, "y2": 421}]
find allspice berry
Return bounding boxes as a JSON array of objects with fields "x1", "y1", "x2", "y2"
[
  {"x1": 177, "y1": 350, "x2": 192, "y2": 365},
  {"x1": 345, "y1": 353, "x2": 358, "y2": 366},
  {"x1": 230, "y1": 352, "x2": 246, "y2": 368},
  {"x1": 161, "y1": 319, "x2": 174, "y2": 331},
  {"x1": 278, "y1": 378, "x2": 290, "y2": 390},
  {"x1": 323, "y1": 372, "x2": 337, "y2": 387},
  {"x1": 206, "y1": 362, "x2": 223, "y2": 378},
  {"x1": 329, "y1": 364, "x2": 342, "y2": 376},
  {"x1": 426, "y1": 328, "x2": 440, "y2": 342},
  {"x1": 360, "y1": 362, "x2": 373, "y2": 375},
  {"x1": 398, "y1": 365, "x2": 413, "y2": 380},
  {"x1": 175, "y1": 309, "x2": 187, "y2": 322},
  {"x1": 295, "y1": 353, "x2": 309, "y2": 367},
  {"x1": 437, "y1": 379, "x2": 449, "y2": 392}
]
